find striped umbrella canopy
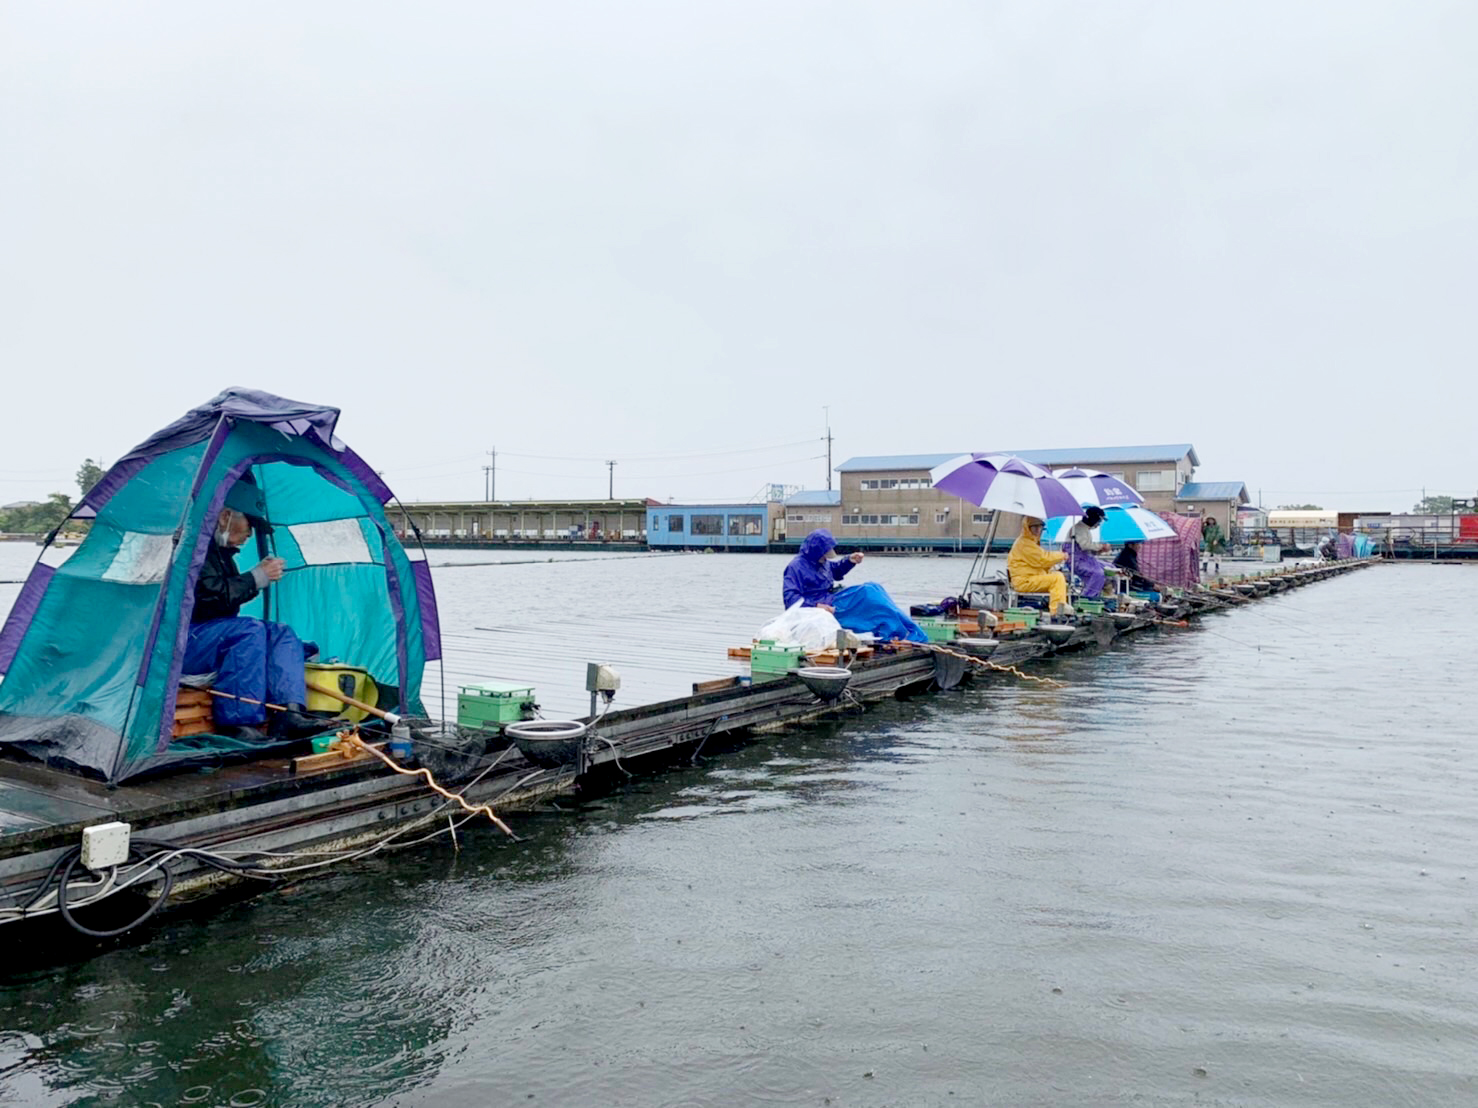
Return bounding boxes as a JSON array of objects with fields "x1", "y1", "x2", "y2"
[
  {"x1": 929, "y1": 453, "x2": 1082, "y2": 519},
  {"x1": 1051, "y1": 467, "x2": 1145, "y2": 508},
  {"x1": 1044, "y1": 504, "x2": 1177, "y2": 544}
]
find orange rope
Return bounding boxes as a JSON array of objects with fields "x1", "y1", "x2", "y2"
[
  {"x1": 900, "y1": 641, "x2": 1067, "y2": 688},
  {"x1": 340, "y1": 732, "x2": 518, "y2": 839}
]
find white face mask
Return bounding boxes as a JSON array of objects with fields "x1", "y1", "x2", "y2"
[{"x1": 215, "y1": 525, "x2": 234, "y2": 548}]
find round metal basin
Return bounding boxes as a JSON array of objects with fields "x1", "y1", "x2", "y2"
[
  {"x1": 505, "y1": 719, "x2": 589, "y2": 768},
  {"x1": 794, "y1": 666, "x2": 852, "y2": 702}
]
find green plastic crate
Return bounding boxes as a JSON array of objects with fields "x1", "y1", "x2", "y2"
[
  {"x1": 1003, "y1": 607, "x2": 1041, "y2": 628},
  {"x1": 751, "y1": 640, "x2": 804, "y2": 682},
  {"x1": 458, "y1": 680, "x2": 537, "y2": 730},
  {"x1": 1076, "y1": 599, "x2": 1105, "y2": 615},
  {"x1": 912, "y1": 617, "x2": 957, "y2": 643}
]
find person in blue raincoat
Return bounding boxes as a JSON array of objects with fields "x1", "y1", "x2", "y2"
[
  {"x1": 781, "y1": 529, "x2": 926, "y2": 643},
  {"x1": 182, "y1": 479, "x2": 321, "y2": 742},
  {"x1": 783, "y1": 529, "x2": 861, "y2": 610}
]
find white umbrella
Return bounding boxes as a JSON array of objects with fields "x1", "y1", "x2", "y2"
[{"x1": 1050, "y1": 467, "x2": 1145, "y2": 509}]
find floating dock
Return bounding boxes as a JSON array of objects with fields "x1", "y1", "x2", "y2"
[{"x1": 0, "y1": 558, "x2": 1376, "y2": 938}]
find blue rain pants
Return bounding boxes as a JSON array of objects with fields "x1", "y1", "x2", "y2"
[
  {"x1": 1068, "y1": 546, "x2": 1105, "y2": 599},
  {"x1": 831, "y1": 582, "x2": 928, "y2": 643},
  {"x1": 183, "y1": 617, "x2": 309, "y2": 726}
]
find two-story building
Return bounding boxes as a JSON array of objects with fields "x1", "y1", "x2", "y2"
[{"x1": 831, "y1": 444, "x2": 1202, "y2": 546}]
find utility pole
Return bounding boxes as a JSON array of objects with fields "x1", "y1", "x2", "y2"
[
  {"x1": 823, "y1": 406, "x2": 833, "y2": 492},
  {"x1": 483, "y1": 448, "x2": 496, "y2": 501},
  {"x1": 606, "y1": 460, "x2": 616, "y2": 500}
]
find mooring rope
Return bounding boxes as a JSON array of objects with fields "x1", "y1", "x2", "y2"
[
  {"x1": 340, "y1": 732, "x2": 519, "y2": 839},
  {"x1": 896, "y1": 641, "x2": 1068, "y2": 688}
]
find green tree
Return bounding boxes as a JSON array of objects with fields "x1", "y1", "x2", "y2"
[
  {"x1": 1412, "y1": 495, "x2": 1456, "y2": 514},
  {"x1": 1275, "y1": 503, "x2": 1324, "y2": 511},
  {"x1": 0, "y1": 492, "x2": 74, "y2": 535},
  {"x1": 76, "y1": 458, "x2": 105, "y2": 498}
]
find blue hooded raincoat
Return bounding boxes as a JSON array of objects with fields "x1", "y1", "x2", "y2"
[{"x1": 782, "y1": 530, "x2": 856, "y2": 608}]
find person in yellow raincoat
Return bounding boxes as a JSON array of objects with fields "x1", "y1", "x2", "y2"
[{"x1": 1007, "y1": 517, "x2": 1070, "y2": 616}]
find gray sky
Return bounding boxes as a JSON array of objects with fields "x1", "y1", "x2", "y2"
[{"x1": 2, "y1": 1, "x2": 1473, "y2": 512}]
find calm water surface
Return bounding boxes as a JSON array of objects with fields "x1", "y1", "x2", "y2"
[{"x1": 0, "y1": 544, "x2": 1474, "y2": 1106}]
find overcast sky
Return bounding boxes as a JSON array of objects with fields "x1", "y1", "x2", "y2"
[{"x1": 2, "y1": 1, "x2": 1473, "y2": 512}]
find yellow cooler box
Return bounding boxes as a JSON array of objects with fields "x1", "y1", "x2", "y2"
[{"x1": 304, "y1": 663, "x2": 379, "y2": 722}]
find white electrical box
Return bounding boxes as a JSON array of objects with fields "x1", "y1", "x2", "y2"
[
  {"x1": 80, "y1": 822, "x2": 132, "y2": 870},
  {"x1": 585, "y1": 663, "x2": 621, "y2": 693}
]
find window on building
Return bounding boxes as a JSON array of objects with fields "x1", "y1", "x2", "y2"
[
  {"x1": 972, "y1": 512, "x2": 994, "y2": 524},
  {"x1": 728, "y1": 514, "x2": 763, "y2": 536},
  {"x1": 788, "y1": 512, "x2": 830, "y2": 523},
  {"x1": 935, "y1": 511, "x2": 950, "y2": 524},
  {"x1": 691, "y1": 514, "x2": 723, "y2": 535},
  {"x1": 668, "y1": 515, "x2": 684, "y2": 532},
  {"x1": 1136, "y1": 470, "x2": 1174, "y2": 492}
]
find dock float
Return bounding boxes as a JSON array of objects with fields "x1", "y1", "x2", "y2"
[{"x1": 0, "y1": 558, "x2": 1374, "y2": 937}]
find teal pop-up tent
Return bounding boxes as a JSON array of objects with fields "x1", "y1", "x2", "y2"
[{"x1": 0, "y1": 389, "x2": 441, "y2": 782}]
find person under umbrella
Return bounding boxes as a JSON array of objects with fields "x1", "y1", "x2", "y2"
[
  {"x1": 1113, "y1": 541, "x2": 1164, "y2": 595},
  {"x1": 1066, "y1": 505, "x2": 1109, "y2": 599},
  {"x1": 1007, "y1": 518, "x2": 1070, "y2": 618}
]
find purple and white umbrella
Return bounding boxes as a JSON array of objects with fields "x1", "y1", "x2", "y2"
[
  {"x1": 929, "y1": 453, "x2": 1082, "y2": 519},
  {"x1": 1051, "y1": 467, "x2": 1144, "y2": 509}
]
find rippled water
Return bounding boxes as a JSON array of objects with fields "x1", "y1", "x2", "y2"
[{"x1": 0, "y1": 546, "x2": 1474, "y2": 1106}]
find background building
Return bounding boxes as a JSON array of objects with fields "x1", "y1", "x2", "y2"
[
  {"x1": 1174, "y1": 482, "x2": 1250, "y2": 530},
  {"x1": 645, "y1": 503, "x2": 778, "y2": 550},
  {"x1": 391, "y1": 499, "x2": 653, "y2": 541},
  {"x1": 833, "y1": 444, "x2": 1202, "y2": 546}
]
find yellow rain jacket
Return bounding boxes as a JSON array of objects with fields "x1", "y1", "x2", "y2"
[{"x1": 1008, "y1": 529, "x2": 1068, "y2": 613}]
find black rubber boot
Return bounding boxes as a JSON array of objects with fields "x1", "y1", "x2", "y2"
[
  {"x1": 270, "y1": 704, "x2": 328, "y2": 741},
  {"x1": 218, "y1": 724, "x2": 268, "y2": 743}
]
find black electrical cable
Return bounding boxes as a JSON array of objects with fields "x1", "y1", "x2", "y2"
[{"x1": 55, "y1": 847, "x2": 175, "y2": 939}]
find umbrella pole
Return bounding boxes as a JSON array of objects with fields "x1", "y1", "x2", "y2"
[{"x1": 958, "y1": 511, "x2": 999, "y2": 602}]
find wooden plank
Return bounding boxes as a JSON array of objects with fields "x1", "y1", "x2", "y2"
[
  {"x1": 692, "y1": 676, "x2": 744, "y2": 695},
  {"x1": 291, "y1": 741, "x2": 388, "y2": 776}
]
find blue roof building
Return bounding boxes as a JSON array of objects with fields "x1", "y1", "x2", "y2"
[
  {"x1": 836, "y1": 444, "x2": 1201, "y2": 472},
  {"x1": 829, "y1": 443, "x2": 1203, "y2": 546}
]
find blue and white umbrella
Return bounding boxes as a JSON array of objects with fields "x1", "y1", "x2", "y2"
[
  {"x1": 1051, "y1": 467, "x2": 1144, "y2": 509},
  {"x1": 1044, "y1": 504, "x2": 1176, "y2": 544}
]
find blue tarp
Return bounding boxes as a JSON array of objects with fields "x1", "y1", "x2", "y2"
[{"x1": 832, "y1": 583, "x2": 928, "y2": 643}]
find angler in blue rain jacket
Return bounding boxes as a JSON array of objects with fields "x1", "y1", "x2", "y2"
[
  {"x1": 782, "y1": 530, "x2": 861, "y2": 609},
  {"x1": 781, "y1": 529, "x2": 927, "y2": 643}
]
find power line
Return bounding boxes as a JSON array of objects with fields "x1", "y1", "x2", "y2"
[{"x1": 497, "y1": 439, "x2": 816, "y2": 463}]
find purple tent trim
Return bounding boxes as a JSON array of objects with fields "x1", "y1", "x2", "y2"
[
  {"x1": 80, "y1": 389, "x2": 346, "y2": 516},
  {"x1": 0, "y1": 563, "x2": 56, "y2": 674},
  {"x1": 412, "y1": 561, "x2": 442, "y2": 662}
]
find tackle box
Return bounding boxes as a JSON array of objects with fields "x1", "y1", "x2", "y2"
[
  {"x1": 457, "y1": 680, "x2": 538, "y2": 730},
  {"x1": 912, "y1": 617, "x2": 958, "y2": 643},
  {"x1": 750, "y1": 640, "x2": 805, "y2": 683}
]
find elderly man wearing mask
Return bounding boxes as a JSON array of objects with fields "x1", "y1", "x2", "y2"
[{"x1": 181, "y1": 477, "x2": 321, "y2": 742}]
